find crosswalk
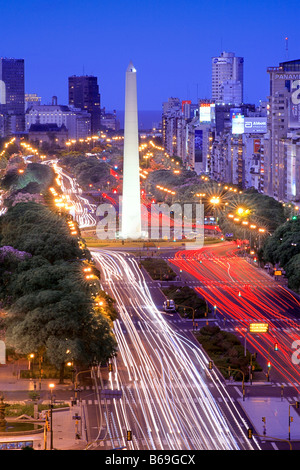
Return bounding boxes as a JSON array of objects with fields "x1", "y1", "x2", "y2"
[
  {"x1": 140, "y1": 280, "x2": 279, "y2": 289},
  {"x1": 67, "y1": 381, "x2": 300, "y2": 404},
  {"x1": 117, "y1": 318, "x2": 300, "y2": 334}
]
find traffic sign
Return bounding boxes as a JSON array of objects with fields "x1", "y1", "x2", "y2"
[{"x1": 249, "y1": 323, "x2": 269, "y2": 333}]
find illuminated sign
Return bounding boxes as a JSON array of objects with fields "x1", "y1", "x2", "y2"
[
  {"x1": 232, "y1": 113, "x2": 244, "y2": 134},
  {"x1": 290, "y1": 79, "x2": 300, "y2": 128},
  {"x1": 194, "y1": 129, "x2": 203, "y2": 162},
  {"x1": 249, "y1": 323, "x2": 269, "y2": 333},
  {"x1": 232, "y1": 115, "x2": 267, "y2": 135},
  {"x1": 244, "y1": 117, "x2": 267, "y2": 134},
  {"x1": 274, "y1": 270, "x2": 282, "y2": 276},
  {"x1": 253, "y1": 139, "x2": 261, "y2": 153},
  {"x1": 200, "y1": 103, "x2": 212, "y2": 122}
]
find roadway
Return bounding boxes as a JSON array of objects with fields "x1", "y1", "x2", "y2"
[
  {"x1": 86, "y1": 248, "x2": 261, "y2": 451},
  {"x1": 168, "y1": 242, "x2": 300, "y2": 392}
]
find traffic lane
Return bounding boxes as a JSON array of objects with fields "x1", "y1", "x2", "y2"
[{"x1": 93, "y1": 250, "x2": 257, "y2": 450}]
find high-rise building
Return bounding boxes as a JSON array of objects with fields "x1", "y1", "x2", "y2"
[
  {"x1": 212, "y1": 52, "x2": 244, "y2": 105},
  {"x1": 264, "y1": 59, "x2": 300, "y2": 201},
  {"x1": 0, "y1": 58, "x2": 25, "y2": 135},
  {"x1": 68, "y1": 75, "x2": 101, "y2": 134}
]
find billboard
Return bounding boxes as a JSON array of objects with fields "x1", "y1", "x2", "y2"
[
  {"x1": 232, "y1": 113, "x2": 244, "y2": 134},
  {"x1": 194, "y1": 129, "x2": 203, "y2": 162},
  {"x1": 253, "y1": 139, "x2": 261, "y2": 153},
  {"x1": 199, "y1": 103, "x2": 215, "y2": 123},
  {"x1": 244, "y1": 117, "x2": 267, "y2": 134},
  {"x1": 232, "y1": 115, "x2": 267, "y2": 134},
  {"x1": 290, "y1": 79, "x2": 300, "y2": 128}
]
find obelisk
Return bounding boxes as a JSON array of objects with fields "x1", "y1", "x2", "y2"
[{"x1": 121, "y1": 62, "x2": 142, "y2": 239}]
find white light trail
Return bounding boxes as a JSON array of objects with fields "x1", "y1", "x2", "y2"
[{"x1": 92, "y1": 249, "x2": 260, "y2": 450}]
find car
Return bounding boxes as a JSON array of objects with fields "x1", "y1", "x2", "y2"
[{"x1": 163, "y1": 299, "x2": 176, "y2": 312}]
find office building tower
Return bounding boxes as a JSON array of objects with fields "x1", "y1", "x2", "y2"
[
  {"x1": 68, "y1": 75, "x2": 101, "y2": 134},
  {"x1": 212, "y1": 52, "x2": 244, "y2": 105},
  {"x1": 0, "y1": 58, "x2": 25, "y2": 134}
]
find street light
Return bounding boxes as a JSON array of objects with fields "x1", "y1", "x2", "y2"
[
  {"x1": 210, "y1": 196, "x2": 220, "y2": 205},
  {"x1": 176, "y1": 304, "x2": 195, "y2": 330},
  {"x1": 49, "y1": 383, "x2": 55, "y2": 450}
]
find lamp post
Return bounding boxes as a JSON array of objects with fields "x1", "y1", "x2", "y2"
[
  {"x1": 288, "y1": 401, "x2": 299, "y2": 440},
  {"x1": 176, "y1": 304, "x2": 195, "y2": 330},
  {"x1": 258, "y1": 228, "x2": 265, "y2": 249},
  {"x1": 49, "y1": 383, "x2": 55, "y2": 450}
]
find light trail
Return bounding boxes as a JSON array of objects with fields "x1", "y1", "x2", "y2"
[
  {"x1": 169, "y1": 243, "x2": 300, "y2": 393},
  {"x1": 91, "y1": 249, "x2": 260, "y2": 450},
  {"x1": 47, "y1": 160, "x2": 97, "y2": 228}
]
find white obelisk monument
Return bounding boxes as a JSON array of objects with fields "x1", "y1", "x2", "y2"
[{"x1": 121, "y1": 62, "x2": 142, "y2": 239}]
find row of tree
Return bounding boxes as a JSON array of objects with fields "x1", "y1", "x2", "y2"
[
  {"x1": 59, "y1": 154, "x2": 116, "y2": 191},
  {"x1": 1, "y1": 162, "x2": 56, "y2": 209},
  {"x1": 0, "y1": 202, "x2": 117, "y2": 381},
  {"x1": 262, "y1": 217, "x2": 300, "y2": 293}
]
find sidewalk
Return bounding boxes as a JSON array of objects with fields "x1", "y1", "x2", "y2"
[
  {"x1": 239, "y1": 396, "x2": 300, "y2": 443},
  {"x1": 47, "y1": 405, "x2": 87, "y2": 450},
  {"x1": 0, "y1": 363, "x2": 87, "y2": 450},
  {"x1": 0, "y1": 363, "x2": 73, "y2": 391}
]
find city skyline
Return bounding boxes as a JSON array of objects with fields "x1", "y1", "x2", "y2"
[{"x1": 0, "y1": 0, "x2": 299, "y2": 111}]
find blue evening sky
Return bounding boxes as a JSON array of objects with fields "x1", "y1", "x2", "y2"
[{"x1": 0, "y1": 0, "x2": 299, "y2": 111}]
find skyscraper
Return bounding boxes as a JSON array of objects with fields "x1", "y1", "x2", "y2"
[
  {"x1": 212, "y1": 52, "x2": 244, "y2": 105},
  {"x1": 68, "y1": 75, "x2": 101, "y2": 134},
  {"x1": 121, "y1": 62, "x2": 142, "y2": 239},
  {"x1": 264, "y1": 59, "x2": 300, "y2": 201},
  {"x1": 0, "y1": 58, "x2": 25, "y2": 135}
]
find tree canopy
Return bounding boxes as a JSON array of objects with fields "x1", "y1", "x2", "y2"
[
  {"x1": 262, "y1": 218, "x2": 300, "y2": 292},
  {"x1": 0, "y1": 202, "x2": 117, "y2": 374}
]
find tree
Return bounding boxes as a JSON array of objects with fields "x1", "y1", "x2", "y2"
[
  {"x1": 285, "y1": 254, "x2": 300, "y2": 293},
  {"x1": 0, "y1": 201, "x2": 117, "y2": 378}
]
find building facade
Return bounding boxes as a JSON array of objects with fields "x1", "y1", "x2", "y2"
[
  {"x1": 0, "y1": 58, "x2": 25, "y2": 135},
  {"x1": 25, "y1": 97, "x2": 91, "y2": 140},
  {"x1": 265, "y1": 59, "x2": 300, "y2": 201},
  {"x1": 68, "y1": 75, "x2": 101, "y2": 134},
  {"x1": 212, "y1": 52, "x2": 244, "y2": 105}
]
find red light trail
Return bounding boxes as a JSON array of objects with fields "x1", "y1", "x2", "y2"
[{"x1": 170, "y1": 243, "x2": 300, "y2": 393}]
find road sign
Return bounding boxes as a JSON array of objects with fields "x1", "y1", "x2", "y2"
[{"x1": 249, "y1": 323, "x2": 269, "y2": 333}]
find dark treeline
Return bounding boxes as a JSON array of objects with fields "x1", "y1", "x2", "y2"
[{"x1": 0, "y1": 202, "x2": 117, "y2": 381}]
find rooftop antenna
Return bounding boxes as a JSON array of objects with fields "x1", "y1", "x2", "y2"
[{"x1": 285, "y1": 36, "x2": 289, "y2": 60}]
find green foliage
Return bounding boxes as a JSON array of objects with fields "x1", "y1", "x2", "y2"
[
  {"x1": 59, "y1": 155, "x2": 114, "y2": 190},
  {"x1": 162, "y1": 285, "x2": 207, "y2": 317},
  {"x1": 145, "y1": 168, "x2": 197, "y2": 201},
  {"x1": 263, "y1": 218, "x2": 300, "y2": 266},
  {"x1": 141, "y1": 257, "x2": 177, "y2": 280},
  {"x1": 0, "y1": 202, "x2": 117, "y2": 371},
  {"x1": 196, "y1": 325, "x2": 261, "y2": 380},
  {"x1": 284, "y1": 254, "x2": 300, "y2": 293},
  {"x1": 1, "y1": 163, "x2": 55, "y2": 194},
  {"x1": 0, "y1": 202, "x2": 82, "y2": 263},
  {"x1": 261, "y1": 218, "x2": 300, "y2": 292},
  {"x1": 218, "y1": 189, "x2": 286, "y2": 239}
]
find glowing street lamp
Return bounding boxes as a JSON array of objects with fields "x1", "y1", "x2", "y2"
[
  {"x1": 210, "y1": 196, "x2": 220, "y2": 205},
  {"x1": 49, "y1": 383, "x2": 55, "y2": 450}
]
